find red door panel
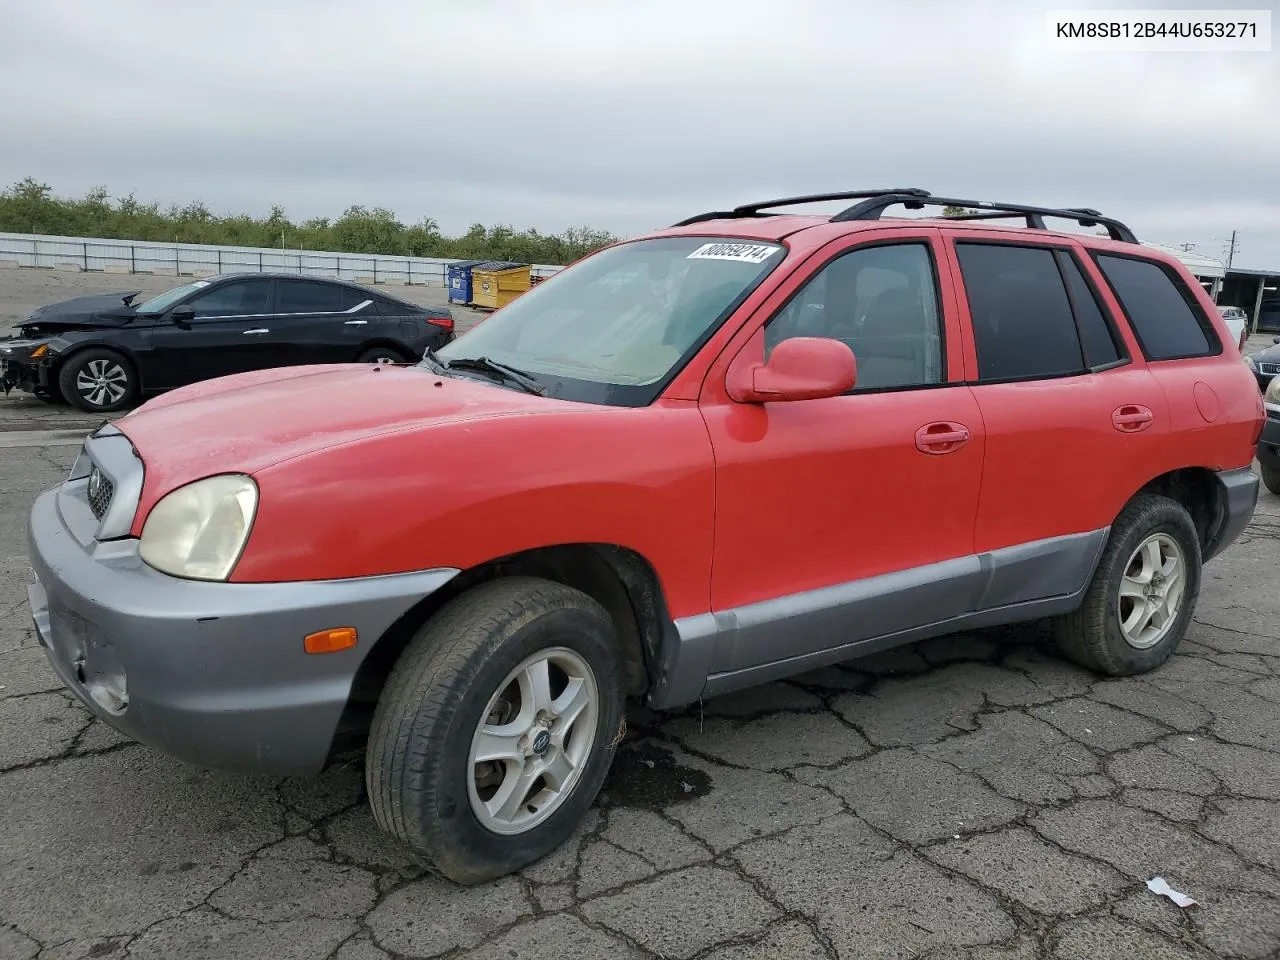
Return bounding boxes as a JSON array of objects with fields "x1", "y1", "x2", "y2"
[
  {"x1": 695, "y1": 228, "x2": 984, "y2": 615},
  {"x1": 702, "y1": 385, "x2": 985, "y2": 611},
  {"x1": 935, "y1": 231, "x2": 1174, "y2": 552},
  {"x1": 964, "y1": 369, "x2": 1169, "y2": 553}
]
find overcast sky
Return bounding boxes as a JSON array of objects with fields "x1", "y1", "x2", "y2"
[{"x1": 2, "y1": 0, "x2": 1277, "y2": 268}]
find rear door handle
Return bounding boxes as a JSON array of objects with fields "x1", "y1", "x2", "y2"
[
  {"x1": 344, "y1": 319, "x2": 368, "y2": 326},
  {"x1": 916, "y1": 421, "x2": 971, "y2": 455},
  {"x1": 242, "y1": 328, "x2": 270, "y2": 335},
  {"x1": 1112, "y1": 404, "x2": 1153, "y2": 432}
]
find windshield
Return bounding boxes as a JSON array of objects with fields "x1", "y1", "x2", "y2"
[
  {"x1": 133, "y1": 280, "x2": 211, "y2": 315},
  {"x1": 434, "y1": 236, "x2": 785, "y2": 405}
]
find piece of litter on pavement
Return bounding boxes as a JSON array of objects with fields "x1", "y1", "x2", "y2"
[
  {"x1": 681, "y1": 781, "x2": 693, "y2": 793},
  {"x1": 1146, "y1": 876, "x2": 1198, "y2": 908},
  {"x1": 643, "y1": 759, "x2": 655, "y2": 768},
  {"x1": 1084, "y1": 729, "x2": 1092, "y2": 734}
]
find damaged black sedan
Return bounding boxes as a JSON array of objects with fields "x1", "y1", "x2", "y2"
[{"x1": 0, "y1": 273, "x2": 455, "y2": 413}]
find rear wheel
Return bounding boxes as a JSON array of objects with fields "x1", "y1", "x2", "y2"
[
  {"x1": 365, "y1": 577, "x2": 625, "y2": 884},
  {"x1": 356, "y1": 346, "x2": 409, "y2": 364},
  {"x1": 57, "y1": 348, "x2": 138, "y2": 413},
  {"x1": 1053, "y1": 493, "x2": 1200, "y2": 675},
  {"x1": 1260, "y1": 460, "x2": 1280, "y2": 496}
]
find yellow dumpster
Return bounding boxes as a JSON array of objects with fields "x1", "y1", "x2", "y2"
[{"x1": 470, "y1": 261, "x2": 531, "y2": 309}]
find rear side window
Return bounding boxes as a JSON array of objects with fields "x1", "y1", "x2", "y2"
[
  {"x1": 340, "y1": 287, "x2": 371, "y2": 311},
  {"x1": 955, "y1": 243, "x2": 1084, "y2": 382},
  {"x1": 376, "y1": 298, "x2": 415, "y2": 317},
  {"x1": 1056, "y1": 251, "x2": 1123, "y2": 368},
  {"x1": 276, "y1": 280, "x2": 345, "y2": 314},
  {"x1": 1094, "y1": 254, "x2": 1218, "y2": 360}
]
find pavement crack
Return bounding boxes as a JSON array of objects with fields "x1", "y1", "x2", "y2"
[
  {"x1": 1192, "y1": 617, "x2": 1280, "y2": 642},
  {"x1": 0, "y1": 738, "x2": 140, "y2": 775}
]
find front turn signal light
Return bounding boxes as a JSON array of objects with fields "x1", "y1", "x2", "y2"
[{"x1": 31, "y1": 344, "x2": 48, "y2": 358}]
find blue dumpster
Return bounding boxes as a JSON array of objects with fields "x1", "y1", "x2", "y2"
[{"x1": 447, "y1": 260, "x2": 488, "y2": 305}]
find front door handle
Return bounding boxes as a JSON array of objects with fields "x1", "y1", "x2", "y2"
[
  {"x1": 1112, "y1": 404, "x2": 1153, "y2": 432},
  {"x1": 242, "y1": 328, "x2": 270, "y2": 335},
  {"x1": 344, "y1": 319, "x2": 368, "y2": 326},
  {"x1": 915, "y1": 421, "x2": 971, "y2": 455}
]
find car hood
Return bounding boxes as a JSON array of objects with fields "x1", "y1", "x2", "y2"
[
  {"x1": 115, "y1": 362, "x2": 569, "y2": 498},
  {"x1": 1251, "y1": 343, "x2": 1280, "y2": 364},
  {"x1": 23, "y1": 291, "x2": 141, "y2": 331}
]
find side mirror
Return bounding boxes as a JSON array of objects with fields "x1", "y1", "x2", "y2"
[
  {"x1": 170, "y1": 305, "x2": 195, "y2": 326},
  {"x1": 726, "y1": 336, "x2": 856, "y2": 404}
]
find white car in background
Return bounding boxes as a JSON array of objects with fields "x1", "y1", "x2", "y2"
[{"x1": 1218, "y1": 304, "x2": 1249, "y2": 352}]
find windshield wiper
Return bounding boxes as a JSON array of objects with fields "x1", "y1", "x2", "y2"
[
  {"x1": 441, "y1": 356, "x2": 548, "y2": 396},
  {"x1": 419, "y1": 346, "x2": 449, "y2": 375}
]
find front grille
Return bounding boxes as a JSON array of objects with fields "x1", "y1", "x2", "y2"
[{"x1": 86, "y1": 466, "x2": 114, "y2": 520}]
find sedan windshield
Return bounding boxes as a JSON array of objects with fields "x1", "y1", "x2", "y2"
[
  {"x1": 133, "y1": 280, "x2": 211, "y2": 315},
  {"x1": 434, "y1": 236, "x2": 786, "y2": 405}
]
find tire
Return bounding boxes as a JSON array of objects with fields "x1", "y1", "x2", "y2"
[
  {"x1": 365, "y1": 577, "x2": 625, "y2": 884},
  {"x1": 1052, "y1": 493, "x2": 1201, "y2": 676},
  {"x1": 356, "y1": 346, "x2": 409, "y2": 364},
  {"x1": 1261, "y1": 459, "x2": 1280, "y2": 496},
  {"x1": 57, "y1": 348, "x2": 138, "y2": 413}
]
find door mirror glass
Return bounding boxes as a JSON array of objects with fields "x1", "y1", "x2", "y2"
[
  {"x1": 170, "y1": 304, "x2": 196, "y2": 325},
  {"x1": 727, "y1": 336, "x2": 856, "y2": 403}
]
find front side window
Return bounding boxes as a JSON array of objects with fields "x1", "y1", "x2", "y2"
[
  {"x1": 188, "y1": 279, "x2": 272, "y2": 318},
  {"x1": 435, "y1": 236, "x2": 786, "y2": 405},
  {"x1": 763, "y1": 242, "x2": 944, "y2": 391}
]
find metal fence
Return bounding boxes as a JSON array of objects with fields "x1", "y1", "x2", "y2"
[{"x1": 0, "y1": 232, "x2": 564, "y2": 287}]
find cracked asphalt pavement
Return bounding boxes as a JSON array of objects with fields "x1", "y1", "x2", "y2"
[{"x1": 4, "y1": 278, "x2": 1280, "y2": 959}]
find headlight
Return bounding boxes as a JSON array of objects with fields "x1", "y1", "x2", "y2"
[
  {"x1": 1265, "y1": 376, "x2": 1280, "y2": 405},
  {"x1": 139, "y1": 474, "x2": 258, "y2": 581},
  {"x1": 1246, "y1": 355, "x2": 1257, "y2": 370}
]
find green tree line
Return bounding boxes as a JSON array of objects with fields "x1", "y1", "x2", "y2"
[{"x1": 0, "y1": 177, "x2": 621, "y2": 265}]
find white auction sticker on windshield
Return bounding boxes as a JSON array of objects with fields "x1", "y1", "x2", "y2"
[{"x1": 686, "y1": 242, "x2": 779, "y2": 264}]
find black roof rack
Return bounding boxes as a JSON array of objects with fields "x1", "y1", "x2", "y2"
[
  {"x1": 829, "y1": 193, "x2": 1137, "y2": 243},
  {"x1": 670, "y1": 189, "x2": 1137, "y2": 244},
  {"x1": 670, "y1": 188, "x2": 931, "y2": 227}
]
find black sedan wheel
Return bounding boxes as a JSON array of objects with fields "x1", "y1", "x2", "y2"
[
  {"x1": 57, "y1": 349, "x2": 138, "y2": 413},
  {"x1": 356, "y1": 346, "x2": 409, "y2": 364}
]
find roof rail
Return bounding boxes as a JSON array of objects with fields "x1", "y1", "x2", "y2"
[
  {"x1": 829, "y1": 193, "x2": 1138, "y2": 243},
  {"x1": 670, "y1": 188, "x2": 931, "y2": 227}
]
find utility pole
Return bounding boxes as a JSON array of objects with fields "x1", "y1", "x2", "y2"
[{"x1": 1224, "y1": 230, "x2": 1239, "y2": 270}]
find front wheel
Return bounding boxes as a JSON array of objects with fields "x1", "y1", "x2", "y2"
[
  {"x1": 57, "y1": 348, "x2": 138, "y2": 413},
  {"x1": 365, "y1": 577, "x2": 625, "y2": 884},
  {"x1": 1052, "y1": 493, "x2": 1201, "y2": 675}
]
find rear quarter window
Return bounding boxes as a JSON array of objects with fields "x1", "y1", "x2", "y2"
[
  {"x1": 376, "y1": 298, "x2": 417, "y2": 317},
  {"x1": 1094, "y1": 254, "x2": 1220, "y2": 361}
]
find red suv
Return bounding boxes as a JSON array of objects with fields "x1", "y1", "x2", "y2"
[{"x1": 26, "y1": 189, "x2": 1264, "y2": 883}]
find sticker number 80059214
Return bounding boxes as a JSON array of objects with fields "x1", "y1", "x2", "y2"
[{"x1": 685, "y1": 242, "x2": 780, "y2": 264}]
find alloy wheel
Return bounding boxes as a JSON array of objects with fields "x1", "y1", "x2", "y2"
[
  {"x1": 75, "y1": 359, "x2": 129, "y2": 408},
  {"x1": 1117, "y1": 533, "x2": 1186, "y2": 650},
  {"x1": 466, "y1": 647, "x2": 599, "y2": 836}
]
